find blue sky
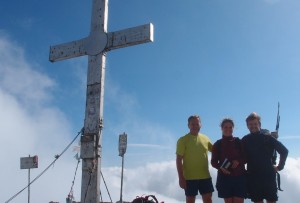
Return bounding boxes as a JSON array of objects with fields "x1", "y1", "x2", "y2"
[{"x1": 1, "y1": 0, "x2": 300, "y2": 202}]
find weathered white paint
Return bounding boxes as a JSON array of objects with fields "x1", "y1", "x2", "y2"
[
  {"x1": 49, "y1": 37, "x2": 88, "y2": 62},
  {"x1": 106, "y1": 23, "x2": 154, "y2": 51},
  {"x1": 49, "y1": 0, "x2": 154, "y2": 202},
  {"x1": 49, "y1": 23, "x2": 153, "y2": 62}
]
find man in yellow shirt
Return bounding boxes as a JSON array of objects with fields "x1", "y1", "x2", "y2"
[{"x1": 176, "y1": 115, "x2": 214, "y2": 203}]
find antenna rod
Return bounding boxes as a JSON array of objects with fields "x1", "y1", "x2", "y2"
[{"x1": 276, "y1": 102, "x2": 280, "y2": 132}]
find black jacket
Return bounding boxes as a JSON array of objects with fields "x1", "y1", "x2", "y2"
[{"x1": 242, "y1": 131, "x2": 288, "y2": 177}]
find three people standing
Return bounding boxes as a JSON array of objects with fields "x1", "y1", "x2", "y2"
[{"x1": 176, "y1": 113, "x2": 288, "y2": 203}]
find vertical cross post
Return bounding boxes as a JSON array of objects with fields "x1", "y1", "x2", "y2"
[
  {"x1": 49, "y1": 0, "x2": 154, "y2": 202},
  {"x1": 80, "y1": 1, "x2": 107, "y2": 202}
]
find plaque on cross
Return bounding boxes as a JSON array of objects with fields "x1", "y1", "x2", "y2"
[{"x1": 49, "y1": 0, "x2": 154, "y2": 202}]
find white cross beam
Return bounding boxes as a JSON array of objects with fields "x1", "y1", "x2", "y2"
[
  {"x1": 49, "y1": 23, "x2": 153, "y2": 62},
  {"x1": 49, "y1": 0, "x2": 154, "y2": 202}
]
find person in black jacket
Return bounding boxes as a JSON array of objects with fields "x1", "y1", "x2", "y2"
[{"x1": 242, "y1": 112, "x2": 288, "y2": 203}]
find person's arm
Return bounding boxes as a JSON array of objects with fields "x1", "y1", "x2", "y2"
[
  {"x1": 273, "y1": 139, "x2": 289, "y2": 171},
  {"x1": 211, "y1": 142, "x2": 220, "y2": 169},
  {"x1": 211, "y1": 141, "x2": 230, "y2": 174},
  {"x1": 240, "y1": 137, "x2": 248, "y2": 164},
  {"x1": 176, "y1": 154, "x2": 186, "y2": 189},
  {"x1": 208, "y1": 140, "x2": 213, "y2": 152},
  {"x1": 233, "y1": 138, "x2": 246, "y2": 166}
]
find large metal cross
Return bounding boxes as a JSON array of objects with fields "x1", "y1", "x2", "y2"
[{"x1": 49, "y1": 0, "x2": 153, "y2": 202}]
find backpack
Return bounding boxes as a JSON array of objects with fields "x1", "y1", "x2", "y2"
[
  {"x1": 131, "y1": 195, "x2": 159, "y2": 203},
  {"x1": 261, "y1": 129, "x2": 277, "y2": 165},
  {"x1": 262, "y1": 132, "x2": 283, "y2": 191}
]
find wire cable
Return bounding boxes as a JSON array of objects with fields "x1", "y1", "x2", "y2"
[
  {"x1": 68, "y1": 157, "x2": 81, "y2": 200},
  {"x1": 101, "y1": 171, "x2": 113, "y2": 203},
  {"x1": 83, "y1": 171, "x2": 92, "y2": 203},
  {"x1": 99, "y1": 186, "x2": 103, "y2": 203},
  {"x1": 5, "y1": 128, "x2": 83, "y2": 203}
]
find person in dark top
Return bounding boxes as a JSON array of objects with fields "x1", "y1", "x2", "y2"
[
  {"x1": 242, "y1": 112, "x2": 288, "y2": 203},
  {"x1": 211, "y1": 118, "x2": 247, "y2": 203}
]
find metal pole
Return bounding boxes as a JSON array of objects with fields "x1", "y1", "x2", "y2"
[
  {"x1": 28, "y1": 155, "x2": 30, "y2": 203},
  {"x1": 120, "y1": 155, "x2": 124, "y2": 203}
]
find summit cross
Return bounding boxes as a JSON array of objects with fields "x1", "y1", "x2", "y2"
[{"x1": 49, "y1": 0, "x2": 154, "y2": 202}]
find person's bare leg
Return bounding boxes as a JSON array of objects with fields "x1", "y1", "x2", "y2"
[
  {"x1": 224, "y1": 197, "x2": 233, "y2": 203},
  {"x1": 201, "y1": 193, "x2": 212, "y2": 203},
  {"x1": 232, "y1": 197, "x2": 244, "y2": 203},
  {"x1": 186, "y1": 196, "x2": 196, "y2": 203}
]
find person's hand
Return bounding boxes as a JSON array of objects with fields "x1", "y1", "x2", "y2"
[
  {"x1": 220, "y1": 167, "x2": 230, "y2": 175},
  {"x1": 273, "y1": 165, "x2": 279, "y2": 172},
  {"x1": 179, "y1": 176, "x2": 186, "y2": 189},
  {"x1": 231, "y1": 160, "x2": 239, "y2": 169}
]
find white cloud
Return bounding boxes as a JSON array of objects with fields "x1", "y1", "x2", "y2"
[
  {"x1": 128, "y1": 143, "x2": 171, "y2": 149},
  {"x1": 279, "y1": 157, "x2": 300, "y2": 201},
  {"x1": 101, "y1": 76, "x2": 178, "y2": 167},
  {"x1": 0, "y1": 32, "x2": 77, "y2": 203},
  {"x1": 100, "y1": 157, "x2": 300, "y2": 203},
  {"x1": 100, "y1": 162, "x2": 186, "y2": 203},
  {"x1": 105, "y1": 77, "x2": 140, "y2": 117},
  {"x1": 279, "y1": 135, "x2": 300, "y2": 140},
  {"x1": 0, "y1": 32, "x2": 55, "y2": 107}
]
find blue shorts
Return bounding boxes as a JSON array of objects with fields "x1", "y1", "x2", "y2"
[
  {"x1": 185, "y1": 178, "x2": 214, "y2": 196},
  {"x1": 216, "y1": 174, "x2": 247, "y2": 198},
  {"x1": 247, "y1": 173, "x2": 278, "y2": 202}
]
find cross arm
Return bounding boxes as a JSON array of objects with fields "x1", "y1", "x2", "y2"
[
  {"x1": 49, "y1": 37, "x2": 88, "y2": 62},
  {"x1": 106, "y1": 23, "x2": 154, "y2": 51}
]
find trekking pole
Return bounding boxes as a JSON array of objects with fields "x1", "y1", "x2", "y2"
[
  {"x1": 273, "y1": 102, "x2": 283, "y2": 191},
  {"x1": 271, "y1": 102, "x2": 280, "y2": 139},
  {"x1": 276, "y1": 102, "x2": 280, "y2": 133}
]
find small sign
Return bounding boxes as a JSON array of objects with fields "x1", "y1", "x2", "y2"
[
  {"x1": 119, "y1": 133, "x2": 127, "y2": 156},
  {"x1": 20, "y1": 156, "x2": 38, "y2": 169}
]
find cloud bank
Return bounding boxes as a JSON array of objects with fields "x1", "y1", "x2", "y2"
[
  {"x1": 102, "y1": 158, "x2": 300, "y2": 203},
  {"x1": 0, "y1": 32, "x2": 77, "y2": 203}
]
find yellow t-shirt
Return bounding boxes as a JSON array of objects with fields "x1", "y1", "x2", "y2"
[{"x1": 176, "y1": 133, "x2": 212, "y2": 180}]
